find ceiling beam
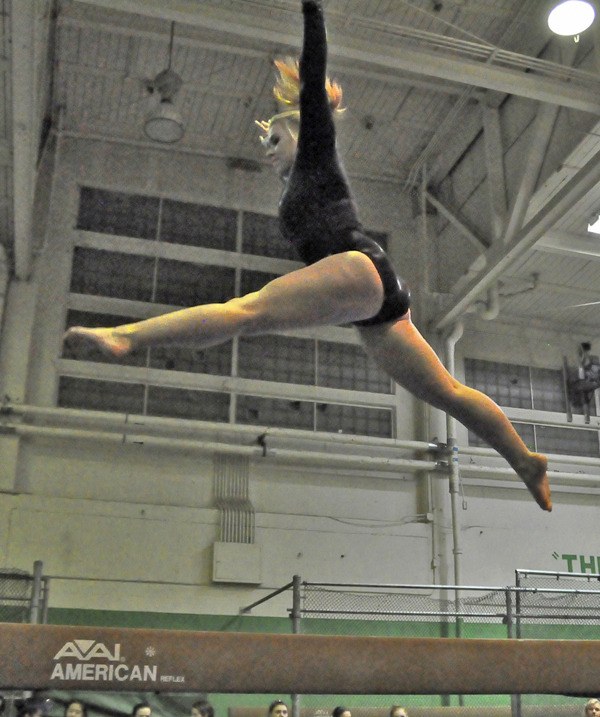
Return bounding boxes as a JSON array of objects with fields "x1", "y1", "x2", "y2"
[
  {"x1": 426, "y1": 190, "x2": 490, "y2": 251},
  {"x1": 536, "y1": 230, "x2": 600, "y2": 261},
  {"x1": 59, "y1": 13, "x2": 470, "y2": 97},
  {"x1": 75, "y1": 0, "x2": 600, "y2": 114},
  {"x1": 433, "y1": 148, "x2": 600, "y2": 331}
]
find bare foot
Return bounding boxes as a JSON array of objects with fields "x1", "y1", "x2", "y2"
[
  {"x1": 517, "y1": 452, "x2": 552, "y2": 512},
  {"x1": 63, "y1": 326, "x2": 133, "y2": 358}
]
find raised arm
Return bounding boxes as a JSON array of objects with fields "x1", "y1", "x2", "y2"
[{"x1": 297, "y1": 0, "x2": 337, "y2": 163}]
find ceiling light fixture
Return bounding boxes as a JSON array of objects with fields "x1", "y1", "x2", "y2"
[
  {"x1": 144, "y1": 99, "x2": 184, "y2": 143},
  {"x1": 144, "y1": 21, "x2": 185, "y2": 143},
  {"x1": 547, "y1": 0, "x2": 595, "y2": 36}
]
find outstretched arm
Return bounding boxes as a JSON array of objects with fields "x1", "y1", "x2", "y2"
[{"x1": 297, "y1": 0, "x2": 336, "y2": 163}]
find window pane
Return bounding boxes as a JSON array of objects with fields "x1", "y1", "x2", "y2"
[
  {"x1": 236, "y1": 395, "x2": 314, "y2": 430},
  {"x1": 242, "y1": 211, "x2": 298, "y2": 260},
  {"x1": 531, "y1": 367, "x2": 566, "y2": 413},
  {"x1": 465, "y1": 358, "x2": 532, "y2": 409},
  {"x1": 146, "y1": 386, "x2": 229, "y2": 422},
  {"x1": 70, "y1": 247, "x2": 155, "y2": 302},
  {"x1": 238, "y1": 334, "x2": 315, "y2": 385},
  {"x1": 149, "y1": 343, "x2": 232, "y2": 376},
  {"x1": 155, "y1": 259, "x2": 235, "y2": 306},
  {"x1": 58, "y1": 377, "x2": 145, "y2": 413},
  {"x1": 468, "y1": 421, "x2": 534, "y2": 450},
  {"x1": 536, "y1": 425, "x2": 600, "y2": 457},
  {"x1": 161, "y1": 200, "x2": 236, "y2": 251},
  {"x1": 318, "y1": 341, "x2": 391, "y2": 393},
  {"x1": 316, "y1": 402, "x2": 392, "y2": 438},
  {"x1": 239, "y1": 268, "x2": 281, "y2": 296},
  {"x1": 63, "y1": 310, "x2": 148, "y2": 367},
  {"x1": 77, "y1": 187, "x2": 159, "y2": 240}
]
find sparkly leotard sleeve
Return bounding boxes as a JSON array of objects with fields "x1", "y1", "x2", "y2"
[{"x1": 278, "y1": 0, "x2": 410, "y2": 326}]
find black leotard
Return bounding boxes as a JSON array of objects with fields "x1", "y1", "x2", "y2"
[{"x1": 278, "y1": 0, "x2": 410, "y2": 326}]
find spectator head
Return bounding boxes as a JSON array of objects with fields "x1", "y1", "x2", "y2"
[
  {"x1": 131, "y1": 704, "x2": 152, "y2": 717},
  {"x1": 268, "y1": 702, "x2": 288, "y2": 717},
  {"x1": 390, "y1": 707, "x2": 408, "y2": 717},
  {"x1": 16, "y1": 699, "x2": 53, "y2": 717},
  {"x1": 332, "y1": 707, "x2": 351, "y2": 717},
  {"x1": 191, "y1": 702, "x2": 214, "y2": 717},
  {"x1": 65, "y1": 702, "x2": 88, "y2": 717},
  {"x1": 585, "y1": 700, "x2": 600, "y2": 717}
]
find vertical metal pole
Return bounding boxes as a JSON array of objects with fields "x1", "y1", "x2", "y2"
[
  {"x1": 29, "y1": 560, "x2": 43, "y2": 624},
  {"x1": 291, "y1": 575, "x2": 302, "y2": 717},
  {"x1": 505, "y1": 587, "x2": 514, "y2": 638},
  {"x1": 514, "y1": 571, "x2": 522, "y2": 639},
  {"x1": 507, "y1": 587, "x2": 522, "y2": 717},
  {"x1": 41, "y1": 577, "x2": 50, "y2": 624},
  {"x1": 445, "y1": 323, "x2": 464, "y2": 707}
]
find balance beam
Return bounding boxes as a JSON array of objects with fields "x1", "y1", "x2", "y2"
[{"x1": 1, "y1": 622, "x2": 599, "y2": 694}]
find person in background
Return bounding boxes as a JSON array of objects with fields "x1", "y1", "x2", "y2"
[
  {"x1": 191, "y1": 701, "x2": 214, "y2": 717},
  {"x1": 131, "y1": 704, "x2": 152, "y2": 717},
  {"x1": 389, "y1": 707, "x2": 408, "y2": 717},
  {"x1": 64, "y1": 702, "x2": 88, "y2": 717},
  {"x1": 585, "y1": 699, "x2": 600, "y2": 717},
  {"x1": 332, "y1": 707, "x2": 351, "y2": 717},
  {"x1": 268, "y1": 702, "x2": 289, "y2": 717},
  {"x1": 16, "y1": 698, "x2": 53, "y2": 717}
]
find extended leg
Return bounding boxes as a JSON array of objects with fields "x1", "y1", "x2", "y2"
[
  {"x1": 64, "y1": 251, "x2": 384, "y2": 356},
  {"x1": 359, "y1": 316, "x2": 552, "y2": 511}
]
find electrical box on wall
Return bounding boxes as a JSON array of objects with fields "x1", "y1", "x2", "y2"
[{"x1": 212, "y1": 541, "x2": 262, "y2": 584}]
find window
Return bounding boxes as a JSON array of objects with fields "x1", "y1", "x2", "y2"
[
  {"x1": 161, "y1": 200, "x2": 236, "y2": 250},
  {"x1": 77, "y1": 187, "x2": 159, "y2": 239},
  {"x1": 464, "y1": 358, "x2": 532, "y2": 409},
  {"x1": 465, "y1": 358, "x2": 599, "y2": 456},
  {"x1": 238, "y1": 335, "x2": 316, "y2": 385},
  {"x1": 60, "y1": 187, "x2": 394, "y2": 438}
]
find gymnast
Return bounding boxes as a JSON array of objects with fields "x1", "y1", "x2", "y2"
[{"x1": 63, "y1": 0, "x2": 552, "y2": 511}]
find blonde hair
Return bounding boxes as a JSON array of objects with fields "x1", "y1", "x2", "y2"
[
  {"x1": 256, "y1": 56, "x2": 344, "y2": 136},
  {"x1": 273, "y1": 57, "x2": 343, "y2": 111},
  {"x1": 585, "y1": 699, "x2": 600, "y2": 712}
]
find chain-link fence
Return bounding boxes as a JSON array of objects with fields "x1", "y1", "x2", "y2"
[
  {"x1": 0, "y1": 561, "x2": 47, "y2": 623},
  {"x1": 515, "y1": 570, "x2": 600, "y2": 636},
  {"x1": 513, "y1": 571, "x2": 600, "y2": 714},
  {"x1": 0, "y1": 568, "x2": 35, "y2": 623},
  {"x1": 0, "y1": 565, "x2": 46, "y2": 717}
]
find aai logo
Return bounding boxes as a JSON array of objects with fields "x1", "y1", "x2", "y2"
[{"x1": 54, "y1": 640, "x2": 122, "y2": 662}]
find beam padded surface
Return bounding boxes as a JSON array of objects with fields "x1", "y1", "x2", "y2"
[{"x1": 1, "y1": 623, "x2": 599, "y2": 694}]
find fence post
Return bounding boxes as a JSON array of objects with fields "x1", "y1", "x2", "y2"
[
  {"x1": 514, "y1": 570, "x2": 522, "y2": 639},
  {"x1": 291, "y1": 575, "x2": 302, "y2": 717},
  {"x1": 41, "y1": 576, "x2": 50, "y2": 624},
  {"x1": 29, "y1": 560, "x2": 44, "y2": 624},
  {"x1": 506, "y1": 587, "x2": 521, "y2": 717}
]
